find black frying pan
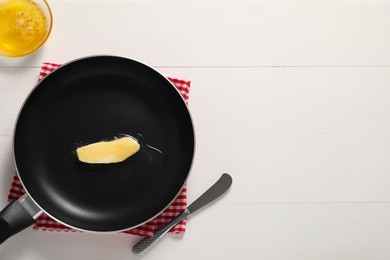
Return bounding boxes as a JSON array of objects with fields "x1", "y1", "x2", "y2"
[{"x1": 0, "y1": 56, "x2": 194, "y2": 244}]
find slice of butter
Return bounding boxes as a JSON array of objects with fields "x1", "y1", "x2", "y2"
[{"x1": 76, "y1": 136, "x2": 140, "y2": 164}]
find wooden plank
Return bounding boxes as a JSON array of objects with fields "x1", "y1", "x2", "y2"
[
  {"x1": 0, "y1": 0, "x2": 389, "y2": 67},
  {"x1": 0, "y1": 203, "x2": 390, "y2": 259},
  {"x1": 189, "y1": 133, "x2": 390, "y2": 203},
  {"x1": 183, "y1": 67, "x2": 390, "y2": 134}
]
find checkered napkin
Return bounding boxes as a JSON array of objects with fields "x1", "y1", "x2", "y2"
[{"x1": 7, "y1": 62, "x2": 191, "y2": 237}]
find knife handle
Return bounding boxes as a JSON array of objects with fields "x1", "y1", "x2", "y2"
[{"x1": 132, "y1": 208, "x2": 190, "y2": 255}]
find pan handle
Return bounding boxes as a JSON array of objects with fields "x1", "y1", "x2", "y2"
[{"x1": 0, "y1": 195, "x2": 42, "y2": 244}]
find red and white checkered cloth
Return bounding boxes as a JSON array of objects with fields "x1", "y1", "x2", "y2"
[{"x1": 7, "y1": 62, "x2": 191, "y2": 237}]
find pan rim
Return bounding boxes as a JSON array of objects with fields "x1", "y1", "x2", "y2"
[{"x1": 12, "y1": 55, "x2": 196, "y2": 233}]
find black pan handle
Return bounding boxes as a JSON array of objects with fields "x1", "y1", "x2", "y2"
[{"x1": 0, "y1": 196, "x2": 40, "y2": 244}]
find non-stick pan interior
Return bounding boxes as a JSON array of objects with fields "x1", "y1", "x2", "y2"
[{"x1": 14, "y1": 56, "x2": 194, "y2": 231}]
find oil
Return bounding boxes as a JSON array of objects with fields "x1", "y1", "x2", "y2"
[
  {"x1": 134, "y1": 133, "x2": 165, "y2": 179},
  {"x1": 0, "y1": 0, "x2": 48, "y2": 56}
]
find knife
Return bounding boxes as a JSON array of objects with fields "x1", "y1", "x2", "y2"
[{"x1": 132, "y1": 173, "x2": 233, "y2": 255}]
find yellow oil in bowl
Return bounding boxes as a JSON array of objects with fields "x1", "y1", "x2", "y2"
[{"x1": 0, "y1": 0, "x2": 52, "y2": 57}]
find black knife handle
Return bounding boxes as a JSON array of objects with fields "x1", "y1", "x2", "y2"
[{"x1": 132, "y1": 209, "x2": 190, "y2": 255}]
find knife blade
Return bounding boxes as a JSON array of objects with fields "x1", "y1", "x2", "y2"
[{"x1": 132, "y1": 173, "x2": 233, "y2": 255}]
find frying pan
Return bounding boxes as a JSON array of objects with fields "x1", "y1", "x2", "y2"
[{"x1": 0, "y1": 56, "x2": 194, "y2": 244}]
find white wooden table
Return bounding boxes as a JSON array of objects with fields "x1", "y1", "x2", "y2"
[{"x1": 1, "y1": 0, "x2": 390, "y2": 259}]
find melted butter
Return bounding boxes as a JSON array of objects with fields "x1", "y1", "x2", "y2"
[
  {"x1": 0, "y1": 0, "x2": 48, "y2": 56},
  {"x1": 135, "y1": 134, "x2": 165, "y2": 178}
]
